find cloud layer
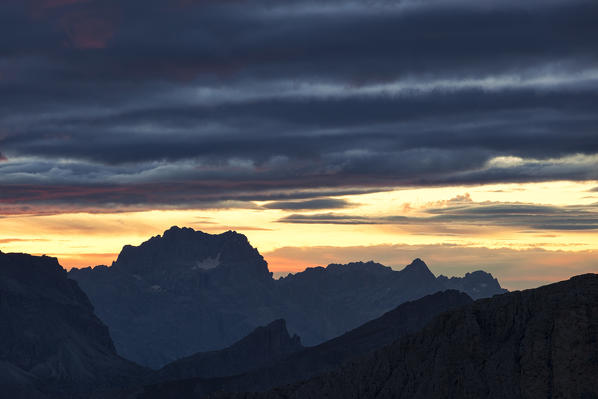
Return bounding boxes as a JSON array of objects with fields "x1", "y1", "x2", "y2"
[
  {"x1": 1, "y1": 0, "x2": 597, "y2": 212},
  {"x1": 279, "y1": 199, "x2": 598, "y2": 231}
]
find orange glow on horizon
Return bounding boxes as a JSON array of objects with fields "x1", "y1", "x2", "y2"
[{"x1": 2, "y1": 180, "x2": 597, "y2": 290}]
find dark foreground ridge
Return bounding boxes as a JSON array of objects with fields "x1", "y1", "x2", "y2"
[
  {"x1": 137, "y1": 290, "x2": 473, "y2": 398},
  {"x1": 0, "y1": 251, "x2": 147, "y2": 399},
  {"x1": 211, "y1": 274, "x2": 598, "y2": 399},
  {"x1": 70, "y1": 227, "x2": 507, "y2": 368}
]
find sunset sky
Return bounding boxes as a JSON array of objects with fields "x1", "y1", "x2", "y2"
[{"x1": 1, "y1": 0, "x2": 597, "y2": 290}]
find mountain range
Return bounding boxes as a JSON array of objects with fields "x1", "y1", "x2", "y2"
[
  {"x1": 209, "y1": 274, "x2": 598, "y2": 399},
  {"x1": 137, "y1": 290, "x2": 474, "y2": 398},
  {"x1": 1, "y1": 228, "x2": 596, "y2": 399},
  {"x1": 69, "y1": 226, "x2": 507, "y2": 368},
  {"x1": 0, "y1": 247, "x2": 482, "y2": 398}
]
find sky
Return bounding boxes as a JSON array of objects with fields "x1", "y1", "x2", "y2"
[{"x1": 0, "y1": 0, "x2": 597, "y2": 290}]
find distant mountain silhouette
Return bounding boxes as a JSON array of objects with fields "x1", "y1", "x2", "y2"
[
  {"x1": 70, "y1": 226, "x2": 507, "y2": 368},
  {"x1": 0, "y1": 251, "x2": 146, "y2": 399},
  {"x1": 211, "y1": 274, "x2": 598, "y2": 399},
  {"x1": 137, "y1": 290, "x2": 473, "y2": 398},
  {"x1": 155, "y1": 319, "x2": 303, "y2": 382},
  {"x1": 437, "y1": 270, "x2": 506, "y2": 299},
  {"x1": 70, "y1": 227, "x2": 278, "y2": 368}
]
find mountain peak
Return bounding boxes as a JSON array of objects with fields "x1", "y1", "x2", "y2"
[
  {"x1": 156, "y1": 319, "x2": 303, "y2": 382},
  {"x1": 235, "y1": 319, "x2": 302, "y2": 351},
  {"x1": 110, "y1": 227, "x2": 271, "y2": 280},
  {"x1": 437, "y1": 269, "x2": 508, "y2": 299},
  {"x1": 325, "y1": 261, "x2": 393, "y2": 274},
  {"x1": 401, "y1": 258, "x2": 434, "y2": 276},
  {"x1": 162, "y1": 225, "x2": 197, "y2": 237}
]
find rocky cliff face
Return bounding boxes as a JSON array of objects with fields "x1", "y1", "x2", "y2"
[
  {"x1": 137, "y1": 290, "x2": 473, "y2": 399},
  {"x1": 0, "y1": 252, "x2": 146, "y2": 399},
  {"x1": 215, "y1": 274, "x2": 598, "y2": 399},
  {"x1": 69, "y1": 227, "x2": 508, "y2": 369}
]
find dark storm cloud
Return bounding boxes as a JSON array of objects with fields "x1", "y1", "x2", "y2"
[
  {"x1": 278, "y1": 202, "x2": 598, "y2": 231},
  {"x1": 263, "y1": 198, "x2": 353, "y2": 210},
  {"x1": 0, "y1": 180, "x2": 385, "y2": 215},
  {"x1": 279, "y1": 213, "x2": 379, "y2": 225},
  {"x1": 4, "y1": 0, "x2": 598, "y2": 80},
  {"x1": 426, "y1": 202, "x2": 598, "y2": 230},
  {"x1": 5, "y1": 88, "x2": 598, "y2": 166},
  {"x1": 1, "y1": 0, "x2": 597, "y2": 213}
]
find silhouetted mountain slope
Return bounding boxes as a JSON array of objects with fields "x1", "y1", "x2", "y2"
[
  {"x1": 214, "y1": 274, "x2": 598, "y2": 399},
  {"x1": 137, "y1": 290, "x2": 473, "y2": 399},
  {"x1": 155, "y1": 319, "x2": 302, "y2": 382},
  {"x1": 0, "y1": 252, "x2": 147, "y2": 399},
  {"x1": 69, "y1": 227, "x2": 507, "y2": 368}
]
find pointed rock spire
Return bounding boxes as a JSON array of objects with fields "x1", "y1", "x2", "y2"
[{"x1": 401, "y1": 258, "x2": 434, "y2": 276}]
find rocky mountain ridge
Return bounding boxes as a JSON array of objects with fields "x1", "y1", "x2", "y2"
[
  {"x1": 137, "y1": 290, "x2": 474, "y2": 398},
  {"x1": 212, "y1": 273, "x2": 598, "y2": 399},
  {"x1": 69, "y1": 226, "x2": 507, "y2": 368}
]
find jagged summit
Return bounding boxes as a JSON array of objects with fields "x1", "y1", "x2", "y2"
[
  {"x1": 246, "y1": 319, "x2": 302, "y2": 350},
  {"x1": 327, "y1": 261, "x2": 393, "y2": 273},
  {"x1": 160, "y1": 226, "x2": 247, "y2": 242},
  {"x1": 289, "y1": 260, "x2": 426, "y2": 278},
  {"x1": 155, "y1": 318, "x2": 303, "y2": 382},
  {"x1": 401, "y1": 258, "x2": 435, "y2": 277},
  {"x1": 437, "y1": 269, "x2": 507, "y2": 299},
  {"x1": 110, "y1": 226, "x2": 271, "y2": 280},
  {"x1": 292, "y1": 259, "x2": 434, "y2": 279}
]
